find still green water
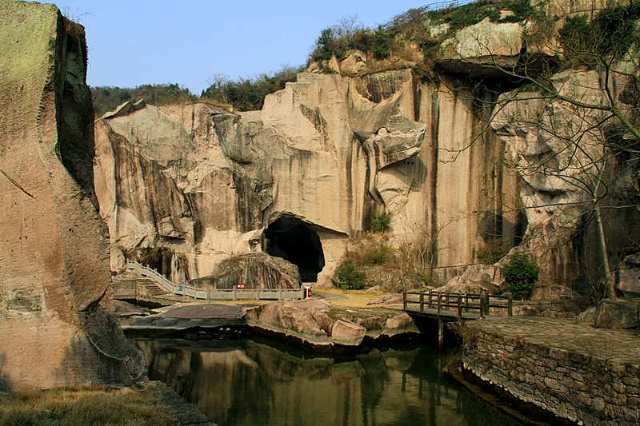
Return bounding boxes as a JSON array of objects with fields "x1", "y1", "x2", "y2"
[{"x1": 136, "y1": 338, "x2": 522, "y2": 426}]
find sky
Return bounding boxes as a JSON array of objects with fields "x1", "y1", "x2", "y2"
[{"x1": 49, "y1": 0, "x2": 446, "y2": 95}]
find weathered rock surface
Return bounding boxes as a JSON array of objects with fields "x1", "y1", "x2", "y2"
[
  {"x1": 93, "y1": 0, "x2": 639, "y2": 295},
  {"x1": 188, "y1": 252, "x2": 300, "y2": 290},
  {"x1": 245, "y1": 299, "x2": 418, "y2": 348},
  {"x1": 580, "y1": 299, "x2": 640, "y2": 329},
  {"x1": 618, "y1": 253, "x2": 640, "y2": 296},
  {"x1": 95, "y1": 69, "x2": 521, "y2": 286},
  {"x1": 491, "y1": 69, "x2": 640, "y2": 287},
  {"x1": 437, "y1": 265, "x2": 502, "y2": 294},
  {"x1": 439, "y1": 18, "x2": 524, "y2": 76},
  {"x1": 0, "y1": 1, "x2": 142, "y2": 390}
]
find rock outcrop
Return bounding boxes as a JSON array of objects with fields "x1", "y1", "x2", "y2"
[
  {"x1": 93, "y1": 0, "x2": 640, "y2": 294},
  {"x1": 96, "y1": 70, "x2": 521, "y2": 286},
  {"x1": 0, "y1": 1, "x2": 142, "y2": 390},
  {"x1": 245, "y1": 299, "x2": 418, "y2": 349},
  {"x1": 491, "y1": 69, "x2": 640, "y2": 285}
]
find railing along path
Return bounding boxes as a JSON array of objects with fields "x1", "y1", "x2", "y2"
[
  {"x1": 403, "y1": 289, "x2": 513, "y2": 320},
  {"x1": 403, "y1": 289, "x2": 513, "y2": 347},
  {"x1": 123, "y1": 261, "x2": 304, "y2": 301}
]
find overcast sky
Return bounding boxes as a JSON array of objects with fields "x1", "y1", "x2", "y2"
[{"x1": 49, "y1": 1, "x2": 451, "y2": 94}]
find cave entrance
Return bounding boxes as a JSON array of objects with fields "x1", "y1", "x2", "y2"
[{"x1": 264, "y1": 216, "x2": 325, "y2": 282}]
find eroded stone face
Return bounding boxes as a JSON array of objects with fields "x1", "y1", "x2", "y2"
[
  {"x1": 0, "y1": 1, "x2": 142, "y2": 391},
  {"x1": 96, "y1": 68, "x2": 521, "y2": 286},
  {"x1": 490, "y1": 69, "x2": 640, "y2": 286}
]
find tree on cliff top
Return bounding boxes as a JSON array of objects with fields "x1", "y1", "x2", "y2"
[{"x1": 482, "y1": 3, "x2": 640, "y2": 300}]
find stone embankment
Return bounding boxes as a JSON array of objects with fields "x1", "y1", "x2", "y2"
[{"x1": 460, "y1": 317, "x2": 640, "y2": 425}]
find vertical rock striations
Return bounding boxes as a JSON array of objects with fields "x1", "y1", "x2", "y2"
[
  {"x1": 0, "y1": 1, "x2": 143, "y2": 391},
  {"x1": 96, "y1": 68, "x2": 521, "y2": 286}
]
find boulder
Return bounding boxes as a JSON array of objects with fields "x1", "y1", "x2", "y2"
[
  {"x1": 617, "y1": 254, "x2": 640, "y2": 296},
  {"x1": 383, "y1": 313, "x2": 416, "y2": 334},
  {"x1": 189, "y1": 252, "x2": 300, "y2": 290},
  {"x1": 331, "y1": 319, "x2": 367, "y2": 346},
  {"x1": 439, "y1": 18, "x2": 524, "y2": 77},
  {"x1": 246, "y1": 298, "x2": 418, "y2": 348},
  {"x1": 439, "y1": 265, "x2": 502, "y2": 294},
  {"x1": 585, "y1": 300, "x2": 640, "y2": 329},
  {"x1": 246, "y1": 299, "x2": 333, "y2": 341}
]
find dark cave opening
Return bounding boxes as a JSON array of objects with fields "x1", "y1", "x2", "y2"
[{"x1": 264, "y1": 216, "x2": 325, "y2": 282}]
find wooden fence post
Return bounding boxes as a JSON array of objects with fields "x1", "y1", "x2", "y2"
[{"x1": 481, "y1": 292, "x2": 489, "y2": 317}]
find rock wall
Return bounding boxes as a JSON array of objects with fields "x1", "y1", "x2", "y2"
[
  {"x1": 95, "y1": 69, "x2": 521, "y2": 285},
  {"x1": 94, "y1": 0, "x2": 640, "y2": 290},
  {"x1": 461, "y1": 318, "x2": 640, "y2": 425},
  {"x1": 0, "y1": 1, "x2": 142, "y2": 390}
]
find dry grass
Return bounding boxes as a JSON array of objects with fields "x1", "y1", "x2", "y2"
[
  {"x1": 0, "y1": 383, "x2": 179, "y2": 425},
  {"x1": 312, "y1": 287, "x2": 389, "y2": 309}
]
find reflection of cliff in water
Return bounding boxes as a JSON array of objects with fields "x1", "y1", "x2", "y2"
[{"x1": 137, "y1": 339, "x2": 521, "y2": 426}]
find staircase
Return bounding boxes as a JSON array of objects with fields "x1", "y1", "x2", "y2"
[{"x1": 112, "y1": 262, "x2": 198, "y2": 305}]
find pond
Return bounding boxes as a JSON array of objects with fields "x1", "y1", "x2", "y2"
[{"x1": 136, "y1": 338, "x2": 523, "y2": 426}]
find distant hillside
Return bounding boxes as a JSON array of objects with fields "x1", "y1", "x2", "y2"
[{"x1": 91, "y1": 83, "x2": 196, "y2": 116}]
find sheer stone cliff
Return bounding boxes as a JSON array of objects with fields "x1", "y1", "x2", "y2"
[
  {"x1": 96, "y1": 70, "x2": 520, "y2": 286},
  {"x1": 0, "y1": 1, "x2": 143, "y2": 391},
  {"x1": 95, "y1": 0, "x2": 640, "y2": 293}
]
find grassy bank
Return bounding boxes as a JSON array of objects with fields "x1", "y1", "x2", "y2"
[{"x1": 0, "y1": 381, "x2": 208, "y2": 425}]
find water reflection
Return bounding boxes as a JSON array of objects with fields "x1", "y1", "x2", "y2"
[{"x1": 137, "y1": 339, "x2": 521, "y2": 426}]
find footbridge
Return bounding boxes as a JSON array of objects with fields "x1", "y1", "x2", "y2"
[{"x1": 403, "y1": 290, "x2": 513, "y2": 346}]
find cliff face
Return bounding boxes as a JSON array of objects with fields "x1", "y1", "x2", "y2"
[
  {"x1": 95, "y1": 1, "x2": 640, "y2": 290},
  {"x1": 96, "y1": 68, "x2": 520, "y2": 285},
  {"x1": 0, "y1": 1, "x2": 142, "y2": 390}
]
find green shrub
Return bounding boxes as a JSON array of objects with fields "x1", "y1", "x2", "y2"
[
  {"x1": 335, "y1": 261, "x2": 365, "y2": 290},
  {"x1": 559, "y1": 3, "x2": 640, "y2": 68},
  {"x1": 502, "y1": 253, "x2": 539, "y2": 299},
  {"x1": 371, "y1": 26, "x2": 391, "y2": 60},
  {"x1": 371, "y1": 212, "x2": 391, "y2": 233}
]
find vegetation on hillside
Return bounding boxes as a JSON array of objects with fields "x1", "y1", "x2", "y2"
[
  {"x1": 200, "y1": 66, "x2": 302, "y2": 111},
  {"x1": 309, "y1": 0, "x2": 542, "y2": 80},
  {"x1": 91, "y1": 83, "x2": 196, "y2": 116},
  {"x1": 91, "y1": 1, "x2": 545, "y2": 114},
  {"x1": 91, "y1": 67, "x2": 301, "y2": 115}
]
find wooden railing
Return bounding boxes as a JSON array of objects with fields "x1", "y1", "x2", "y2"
[{"x1": 403, "y1": 290, "x2": 513, "y2": 319}]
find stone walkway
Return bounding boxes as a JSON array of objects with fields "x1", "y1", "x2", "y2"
[{"x1": 468, "y1": 317, "x2": 640, "y2": 365}]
